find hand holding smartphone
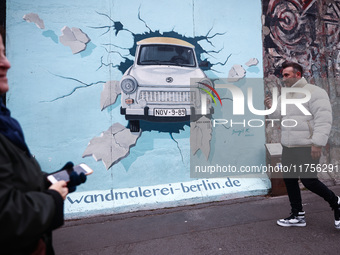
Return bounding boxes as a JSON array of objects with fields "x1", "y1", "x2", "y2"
[{"x1": 47, "y1": 163, "x2": 93, "y2": 184}]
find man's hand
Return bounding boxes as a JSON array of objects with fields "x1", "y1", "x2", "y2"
[
  {"x1": 264, "y1": 96, "x2": 272, "y2": 109},
  {"x1": 49, "y1": 181, "x2": 69, "y2": 200},
  {"x1": 311, "y1": 145, "x2": 322, "y2": 160}
]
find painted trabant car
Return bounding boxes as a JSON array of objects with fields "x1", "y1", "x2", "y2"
[{"x1": 120, "y1": 37, "x2": 213, "y2": 132}]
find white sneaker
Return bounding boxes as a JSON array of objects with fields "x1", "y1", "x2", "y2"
[
  {"x1": 335, "y1": 220, "x2": 340, "y2": 230},
  {"x1": 334, "y1": 196, "x2": 340, "y2": 229},
  {"x1": 277, "y1": 211, "x2": 306, "y2": 227}
]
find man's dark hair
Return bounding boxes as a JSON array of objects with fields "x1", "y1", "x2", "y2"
[{"x1": 281, "y1": 61, "x2": 303, "y2": 75}]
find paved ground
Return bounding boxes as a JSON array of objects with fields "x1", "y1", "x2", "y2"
[{"x1": 54, "y1": 185, "x2": 340, "y2": 255}]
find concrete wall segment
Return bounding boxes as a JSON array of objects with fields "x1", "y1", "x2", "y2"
[{"x1": 5, "y1": 0, "x2": 269, "y2": 217}]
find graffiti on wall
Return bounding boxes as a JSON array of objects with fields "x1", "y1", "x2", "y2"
[
  {"x1": 263, "y1": 0, "x2": 340, "y2": 84},
  {"x1": 263, "y1": 0, "x2": 340, "y2": 180}
]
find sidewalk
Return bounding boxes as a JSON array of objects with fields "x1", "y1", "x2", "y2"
[{"x1": 54, "y1": 185, "x2": 340, "y2": 255}]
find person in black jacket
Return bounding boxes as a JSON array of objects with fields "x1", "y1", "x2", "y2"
[{"x1": 0, "y1": 29, "x2": 84, "y2": 254}]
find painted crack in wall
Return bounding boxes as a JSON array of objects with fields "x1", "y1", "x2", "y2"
[
  {"x1": 42, "y1": 74, "x2": 106, "y2": 102},
  {"x1": 92, "y1": 8, "x2": 230, "y2": 75},
  {"x1": 59, "y1": 26, "x2": 91, "y2": 54},
  {"x1": 23, "y1": 13, "x2": 45, "y2": 29},
  {"x1": 83, "y1": 123, "x2": 141, "y2": 169}
]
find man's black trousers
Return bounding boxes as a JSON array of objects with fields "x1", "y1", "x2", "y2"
[{"x1": 281, "y1": 146, "x2": 338, "y2": 214}]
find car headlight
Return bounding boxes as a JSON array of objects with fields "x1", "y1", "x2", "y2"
[
  {"x1": 120, "y1": 76, "x2": 138, "y2": 94},
  {"x1": 199, "y1": 78, "x2": 213, "y2": 88}
]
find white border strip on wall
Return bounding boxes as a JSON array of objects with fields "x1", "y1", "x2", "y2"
[{"x1": 65, "y1": 177, "x2": 270, "y2": 219}]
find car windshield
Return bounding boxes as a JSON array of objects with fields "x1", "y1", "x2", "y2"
[{"x1": 137, "y1": 44, "x2": 196, "y2": 67}]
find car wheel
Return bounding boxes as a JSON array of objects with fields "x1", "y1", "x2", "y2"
[{"x1": 129, "y1": 120, "x2": 140, "y2": 132}]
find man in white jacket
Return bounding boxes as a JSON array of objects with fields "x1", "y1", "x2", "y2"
[{"x1": 264, "y1": 61, "x2": 340, "y2": 229}]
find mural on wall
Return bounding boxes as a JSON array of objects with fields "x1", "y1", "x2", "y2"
[
  {"x1": 83, "y1": 35, "x2": 218, "y2": 168},
  {"x1": 263, "y1": 0, "x2": 340, "y2": 182},
  {"x1": 23, "y1": 8, "x2": 227, "y2": 169},
  {"x1": 86, "y1": 11, "x2": 230, "y2": 169},
  {"x1": 7, "y1": 0, "x2": 269, "y2": 216},
  {"x1": 8, "y1": 0, "x2": 264, "y2": 188},
  {"x1": 22, "y1": 8, "x2": 261, "y2": 170}
]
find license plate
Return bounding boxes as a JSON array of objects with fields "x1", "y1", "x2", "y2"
[{"x1": 154, "y1": 108, "x2": 186, "y2": 117}]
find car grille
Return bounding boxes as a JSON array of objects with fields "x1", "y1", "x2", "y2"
[{"x1": 138, "y1": 91, "x2": 197, "y2": 103}]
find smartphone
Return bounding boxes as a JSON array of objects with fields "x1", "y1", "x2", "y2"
[{"x1": 47, "y1": 163, "x2": 93, "y2": 184}]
